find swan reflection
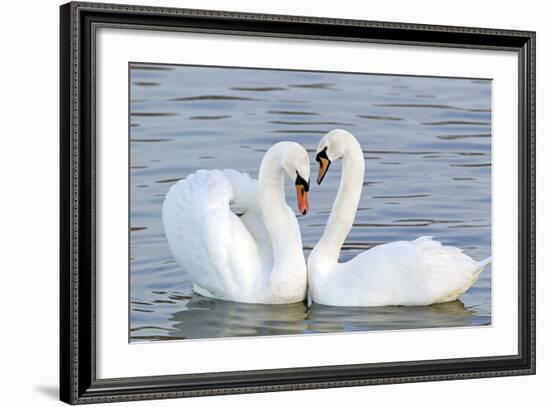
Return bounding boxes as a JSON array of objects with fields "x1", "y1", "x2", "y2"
[
  {"x1": 169, "y1": 295, "x2": 309, "y2": 339},
  {"x1": 307, "y1": 300, "x2": 477, "y2": 333},
  {"x1": 164, "y1": 294, "x2": 487, "y2": 340}
]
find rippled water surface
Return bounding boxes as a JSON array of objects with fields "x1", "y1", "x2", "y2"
[{"x1": 129, "y1": 63, "x2": 492, "y2": 342}]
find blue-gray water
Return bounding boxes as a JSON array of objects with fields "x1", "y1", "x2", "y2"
[{"x1": 129, "y1": 63, "x2": 491, "y2": 342}]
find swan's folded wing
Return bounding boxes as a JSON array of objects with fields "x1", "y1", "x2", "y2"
[
  {"x1": 341, "y1": 237, "x2": 486, "y2": 306},
  {"x1": 162, "y1": 170, "x2": 262, "y2": 298}
]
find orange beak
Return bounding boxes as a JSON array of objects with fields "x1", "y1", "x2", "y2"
[
  {"x1": 317, "y1": 157, "x2": 331, "y2": 185},
  {"x1": 295, "y1": 184, "x2": 309, "y2": 215}
]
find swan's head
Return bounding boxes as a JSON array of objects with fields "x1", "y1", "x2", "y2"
[
  {"x1": 261, "y1": 141, "x2": 311, "y2": 215},
  {"x1": 274, "y1": 142, "x2": 310, "y2": 216},
  {"x1": 315, "y1": 129, "x2": 356, "y2": 184}
]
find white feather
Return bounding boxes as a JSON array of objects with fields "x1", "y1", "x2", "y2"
[
  {"x1": 309, "y1": 130, "x2": 491, "y2": 307},
  {"x1": 162, "y1": 143, "x2": 309, "y2": 304}
]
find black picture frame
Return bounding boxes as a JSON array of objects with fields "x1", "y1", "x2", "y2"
[{"x1": 60, "y1": 1, "x2": 536, "y2": 404}]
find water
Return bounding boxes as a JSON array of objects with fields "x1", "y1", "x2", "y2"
[{"x1": 129, "y1": 63, "x2": 492, "y2": 342}]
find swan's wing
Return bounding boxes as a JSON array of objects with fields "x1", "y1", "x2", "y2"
[
  {"x1": 162, "y1": 169, "x2": 263, "y2": 299},
  {"x1": 222, "y1": 169, "x2": 259, "y2": 210},
  {"x1": 337, "y1": 236, "x2": 488, "y2": 306}
]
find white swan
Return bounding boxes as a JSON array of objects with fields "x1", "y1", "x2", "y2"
[
  {"x1": 308, "y1": 129, "x2": 491, "y2": 307},
  {"x1": 162, "y1": 142, "x2": 310, "y2": 304}
]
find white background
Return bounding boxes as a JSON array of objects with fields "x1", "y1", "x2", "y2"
[{"x1": 0, "y1": 0, "x2": 547, "y2": 406}]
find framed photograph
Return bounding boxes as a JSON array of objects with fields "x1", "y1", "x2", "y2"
[{"x1": 60, "y1": 1, "x2": 535, "y2": 404}]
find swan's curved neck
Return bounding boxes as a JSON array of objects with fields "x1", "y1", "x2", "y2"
[
  {"x1": 311, "y1": 138, "x2": 364, "y2": 266},
  {"x1": 258, "y1": 149, "x2": 304, "y2": 281}
]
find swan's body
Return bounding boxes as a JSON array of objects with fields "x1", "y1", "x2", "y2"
[
  {"x1": 308, "y1": 129, "x2": 491, "y2": 307},
  {"x1": 162, "y1": 142, "x2": 310, "y2": 304}
]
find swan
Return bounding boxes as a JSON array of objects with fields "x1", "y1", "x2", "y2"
[
  {"x1": 308, "y1": 129, "x2": 491, "y2": 307},
  {"x1": 162, "y1": 142, "x2": 310, "y2": 304}
]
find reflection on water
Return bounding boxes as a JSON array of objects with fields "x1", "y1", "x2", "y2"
[
  {"x1": 129, "y1": 63, "x2": 492, "y2": 342},
  {"x1": 170, "y1": 296, "x2": 309, "y2": 340},
  {"x1": 132, "y1": 294, "x2": 487, "y2": 341}
]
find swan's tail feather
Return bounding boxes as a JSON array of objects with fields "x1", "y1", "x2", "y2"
[
  {"x1": 472, "y1": 256, "x2": 491, "y2": 280},
  {"x1": 477, "y1": 256, "x2": 492, "y2": 269},
  {"x1": 438, "y1": 256, "x2": 490, "y2": 304},
  {"x1": 464, "y1": 256, "x2": 492, "y2": 294}
]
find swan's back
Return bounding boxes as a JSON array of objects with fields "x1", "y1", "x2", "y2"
[{"x1": 316, "y1": 237, "x2": 489, "y2": 306}]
